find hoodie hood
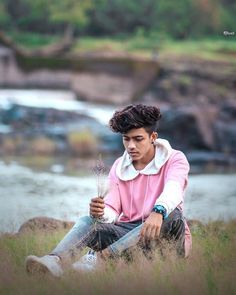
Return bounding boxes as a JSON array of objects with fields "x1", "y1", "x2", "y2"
[{"x1": 116, "y1": 138, "x2": 173, "y2": 181}]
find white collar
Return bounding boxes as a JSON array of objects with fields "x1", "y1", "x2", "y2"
[{"x1": 116, "y1": 138, "x2": 173, "y2": 181}]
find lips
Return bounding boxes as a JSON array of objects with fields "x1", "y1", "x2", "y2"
[{"x1": 129, "y1": 152, "x2": 138, "y2": 157}]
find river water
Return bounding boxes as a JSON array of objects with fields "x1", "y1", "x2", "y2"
[
  {"x1": 0, "y1": 89, "x2": 236, "y2": 233},
  {"x1": 0, "y1": 89, "x2": 116, "y2": 125},
  {"x1": 0, "y1": 161, "x2": 236, "y2": 233}
]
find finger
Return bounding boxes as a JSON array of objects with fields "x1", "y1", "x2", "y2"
[
  {"x1": 149, "y1": 226, "x2": 157, "y2": 240},
  {"x1": 90, "y1": 199, "x2": 105, "y2": 206},
  {"x1": 155, "y1": 226, "x2": 161, "y2": 238},
  {"x1": 140, "y1": 224, "x2": 147, "y2": 239},
  {"x1": 144, "y1": 225, "x2": 153, "y2": 241},
  {"x1": 92, "y1": 201, "x2": 105, "y2": 206},
  {"x1": 90, "y1": 202, "x2": 105, "y2": 209},
  {"x1": 139, "y1": 227, "x2": 146, "y2": 245},
  {"x1": 90, "y1": 208, "x2": 104, "y2": 214},
  {"x1": 90, "y1": 202, "x2": 104, "y2": 209},
  {"x1": 91, "y1": 197, "x2": 104, "y2": 203},
  {"x1": 90, "y1": 210, "x2": 104, "y2": 217},
  {"x1": 91, "y1": 197, "x2": 99, "y2": 202}
]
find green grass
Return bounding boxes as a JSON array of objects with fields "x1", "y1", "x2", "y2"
[
  {"x1": 7, "y1": 31, "x2": 60, "y2": 48},
  {"x1": 5, "y1": 31, "x2": 236, "y2": 62},
  {"x1": 72, "y1": 35, "x2": 236, "y2": 62},
  {"x1": 0, "y1": 220, "x2": 236, "y2": 295}
]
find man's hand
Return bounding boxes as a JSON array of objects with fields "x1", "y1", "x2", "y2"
[
  {"x1": 89, "y1": 197, "x2": 105, "y2": 218},
  {"x1": 140, "y1": 212, "x2": 163, "y2": 243}
]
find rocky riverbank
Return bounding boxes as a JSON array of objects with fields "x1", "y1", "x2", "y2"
[
  {"x1": 0, "y1": 90, "x2": 121, "y2": 156},
  {"x1": 0, "y1": 46, "x2": 236, "y2": 169},
  {"x1": 139, "y1": 56, "x2": 236, "y2": 170}
]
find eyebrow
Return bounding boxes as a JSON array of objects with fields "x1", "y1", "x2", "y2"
[{"x1": 122, "y1": 135, "x2": 144, "y2": 139}]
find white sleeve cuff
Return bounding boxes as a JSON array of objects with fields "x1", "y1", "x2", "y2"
[
  {"x1": 155, "y1": 180, "x2": 183, "y2": 215},
  {"x1": 102, "y1": 206, "x2": 119, "y2": 223}
]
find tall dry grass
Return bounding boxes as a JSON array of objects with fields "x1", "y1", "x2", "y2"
[{"x1": 0, "y1": 220, "x2": 236, "y2": 295}]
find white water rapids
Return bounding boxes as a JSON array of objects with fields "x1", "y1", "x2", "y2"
[{"x1": 0, "y1": 89, "x2": 115, "y2": 125}]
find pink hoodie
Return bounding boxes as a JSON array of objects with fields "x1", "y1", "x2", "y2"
[{"x1": 104, "y1": 139, "x2": 192, "y2": 257}]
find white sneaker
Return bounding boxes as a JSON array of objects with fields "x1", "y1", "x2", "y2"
[
  {"x1": 25, "y1": 255, "x2": 63, "y2": 277},
  {"x1": 72, "y1": 249, "x2": 97, "y2": 272}
]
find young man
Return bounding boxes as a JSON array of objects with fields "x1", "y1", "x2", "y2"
[{"x1": 26, "y1": 104, "x2": 191, "y2": 277}]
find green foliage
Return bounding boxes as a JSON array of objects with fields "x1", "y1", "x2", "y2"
[
  {"x1": 1, "y1": 0, "x2": 236, "y2": 39},
  {"x1": 50, "y1": 0, "x2": 92, "y2": 27},
  {"x1": 4, "y1": 29, "x2": 236, "y2": 63},
  {"x1": 0, "y1": 0, "x2": 10, "y2": 26},
  {"x1": 87, "y1": 0, "x2": 159, "y2": 35},
  {"x1": 153, "y1": 0, "x2": 194, "y2": 39},
  {"x1": 7, "y1": 31, "x2": 60, "y2": 48}
]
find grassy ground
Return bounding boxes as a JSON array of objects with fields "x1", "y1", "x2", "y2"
[
  {"x1": 0, "y1": 219, "x2": 235, "y2": 295},
  {"x1": 6, "y1": 31, "x2": 236, "y2": 63}
]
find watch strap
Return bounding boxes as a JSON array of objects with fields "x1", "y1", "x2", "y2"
[{"x1": 152, "y1": 205, "x2": 168, "y2": 219}]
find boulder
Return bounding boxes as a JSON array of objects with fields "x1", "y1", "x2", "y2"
[
  {"x1": 159, "y1": 105, "x2": 218, "y2": 151},
  {"x1": 18, "y1": 216, "x2": 203, "y2": 235},
  {"x1": 18, "y1": 217, "x2": 75, "y2": 234}
]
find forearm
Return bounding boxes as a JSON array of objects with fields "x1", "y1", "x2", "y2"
[{"x1": 155, "y1": 180, "x2": 183, "y2": 215}]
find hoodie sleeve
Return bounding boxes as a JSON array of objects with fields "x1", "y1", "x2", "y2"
[
  {"x1": 103, "y1": 160, "x2": 121, "y2": 223},
  {"x1": 155, "y1": 151, "x2": 190, "y2": 216}
]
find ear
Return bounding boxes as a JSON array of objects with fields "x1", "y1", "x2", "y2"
[{"x1": 151, "y1": 132, "x2": 158, "y2": 142}]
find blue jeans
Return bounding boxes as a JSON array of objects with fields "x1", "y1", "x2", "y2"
[{"x1": 51, "y1": 208, "x2": 185, "y2": 259}]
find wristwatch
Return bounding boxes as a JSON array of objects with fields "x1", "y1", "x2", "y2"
[{"x1": 152, "y1": 205, "x2": 168, "y2": 220}]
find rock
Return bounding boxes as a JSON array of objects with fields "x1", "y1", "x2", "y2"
[
  {"x1": 0, "y1": 103, "x2": 122, "y2": 156},
  {"x1": 160, "y1": 106, "x2": 216, "y2": 151},
  {"x1": 18, "y1": 217, "x2": 204, "y2": 236},
  {"x1": 214, "y1": 121, "x2": 236, "y2": 154},
  {"x1": 139, "y1": 56, "x2": 236, "y2": 168},
  {"x1": 0, "y1": 49, "x2": 236, "y2": 169},
  {"x1": 140, "y1": 56, "x2": 235, "y2": 119},
  {"x1": 0, "y1": 45, "x2": 159, "y2": 104},
  {"x1": 18, "y1": 217, "x2": 75, "y2": 234},
  {"x1": 158, "y1": 105, "x2": 236, "y2": 168}
]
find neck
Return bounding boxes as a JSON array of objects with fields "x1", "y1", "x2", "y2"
[{"x1": 133, "y1": 146, "x2": 155, "y2": 170}]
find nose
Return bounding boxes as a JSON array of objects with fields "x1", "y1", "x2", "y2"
[{"x1": 128, "y1": 140, "x2": 136, "y2": 150}]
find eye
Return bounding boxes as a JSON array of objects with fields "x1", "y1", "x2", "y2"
[
  {"x1": 123, "y1": 137, "x2": 129, "y2": 141},
  {"x1": 136, "y1": 137, "x2": 143, "y2": 142}
]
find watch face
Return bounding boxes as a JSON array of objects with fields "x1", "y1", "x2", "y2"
[{"x1": 155, "y1": 208, "x2": 163, "y2": 214}]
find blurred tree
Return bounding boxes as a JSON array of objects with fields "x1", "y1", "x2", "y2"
[
  {"x1": 218, "y1": 0, "x2": 236, "y2": 31},
  {"x1": 0, "y1": 0, "x2": 50, "y2": 32},
  {"x1": 88, "y1": 0, "x2": 159, "y2": 35},
  {"x1": 0, "y1": 0, "x2": 10, "y2": 27},
  {"x1": 190, "y1": 0, "x2": 222, "y2": 36},
  {"x1": 52, "y1": 0, "x2": 92, "y2": 36},
  {"x1": 0, "y1": 0, "x2": 235, "y2": 39},
  {"x1": 0, "y1": 0, "x2": 93, "y2": 35},
  {"x1": 154, "y1": 0, "x2": 194, "y2": 39}
]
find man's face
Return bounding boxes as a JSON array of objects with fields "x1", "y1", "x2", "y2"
[{"x1": 122, "y1": 128, "x2": 156, "y2": 163}]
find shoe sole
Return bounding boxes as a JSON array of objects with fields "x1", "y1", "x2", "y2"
[{"x1": 25, "y1": 256, "x2": 52, "y2": 276}]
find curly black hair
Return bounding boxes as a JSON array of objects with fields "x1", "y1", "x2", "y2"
[{"x1": 109, "y1": 104, "x2": 162, "y2": 134}]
